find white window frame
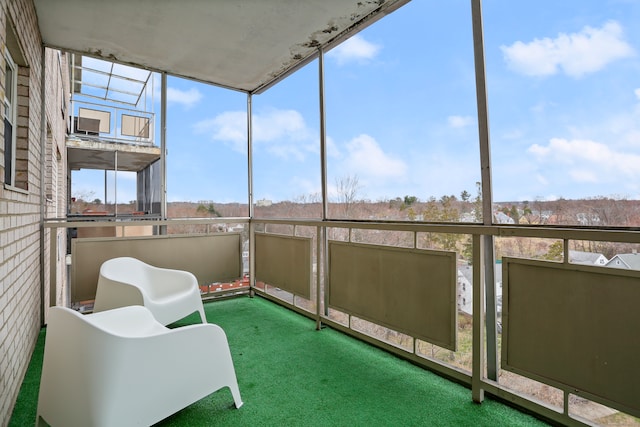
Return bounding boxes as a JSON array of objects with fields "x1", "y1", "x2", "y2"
[{"x1": 4, "y1": 49, "x2": 17, "y2": 187}]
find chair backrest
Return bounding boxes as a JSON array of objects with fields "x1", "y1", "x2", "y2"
[{"x1": 100, "y1": 256, "x2": 153, "y2": 292}]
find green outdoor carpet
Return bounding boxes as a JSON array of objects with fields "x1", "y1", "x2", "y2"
[{"x1": 11, "y1": 296, "x2": 548, "y2": 426}]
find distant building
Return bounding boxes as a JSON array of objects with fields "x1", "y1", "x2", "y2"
[
  {"x1": 493, "y1": 211, "x2": 514, "y2": 224},
  {"x1": 540, "y1": 210, "x2": 552, "y2": 221},
  {"x1": 457, "y1": 264, "x2": 503, "y2": 316},
  {"x1": 605, "y1": 253, "x2": 640, "y2": 270},
  {"x1": 457, "y1": 266, "x2": 473, "y2": 315},
  {"x1": 569, "y1": 250, "x2": 608, "y2": 266},
  {"x1": 459, "y1": 212, "x2": 477, "y2": 222},
  {"x1": 576, "y1": 212, "x2": 601, "y2": 225},
  {"x1": 256, "y1": 199, "x2": 272, "y2": 207}
]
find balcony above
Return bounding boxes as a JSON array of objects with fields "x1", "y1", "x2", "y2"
[
  {"x1": 67, "y1": 137, "x2": 160, "y2": 172},
  {"x1": 67, "y1": 55, "x2": 159, "y2": 173}
]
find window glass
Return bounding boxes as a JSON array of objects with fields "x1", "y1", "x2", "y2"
[
  {"x1": 70, "y1": 169, "x2": 137, "y2": 216},
  {"x1": 3, "y1": 51, "x2": 16, "y2": 186},
  {"x1": 4, "y1": 58, "x2": 13, "y2": 102},
  {"x1": 165, "y1": 76, "x2": 249, "y2": 218},
  {"x1": 325, "y1": 1, "x2": 480, "y2": 221},
  {"x1": 484, "y1": 0, "x2": 640, "y2": 227},
  {"x1": 252, "y1": 61, "x2": 321, "y2": 218},
  {"x1": 70, "y1": 169, "x2": 111, "y2": 215}
]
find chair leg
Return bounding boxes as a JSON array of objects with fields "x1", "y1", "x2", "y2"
[
  {"x1": 198, "y1": 306, "x2": 207, "y2": 323},
  {"x1": 229, "y1": 382, "x2": 243, "y2": 409}
]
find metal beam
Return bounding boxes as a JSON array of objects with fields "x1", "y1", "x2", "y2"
[
  {"x1": 318, "y1": 48, "x2": 330, "y2": 317},
  {"x1": 248, "y1": 93, "x2": 256, "y2": 295},
  {"x1": 319, "y1": 49, "x2": 328, "y2": 220},
  {"x1": 248, "y1": 94, "x2": 254, "y2": 218},
  {"x1": 472, "y1": 234, "x2": 485, "y2": 403},
  {"x1": 470, "y1": 0, "x2": 498, "y2": 381},
  {"x1": 160, "y1": 72, "x2": 167, "y2": 233}
]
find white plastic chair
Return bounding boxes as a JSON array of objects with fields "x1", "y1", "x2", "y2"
[
  {"x1": 36, "y1": 305, "x2": 243, "y2": 427},
  {"x1": 93, "y1": 256, "x2": 207, "y2": 325}
]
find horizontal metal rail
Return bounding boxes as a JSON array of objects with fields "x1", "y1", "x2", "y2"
[{"x1": 45, "y1": 215, "x2": 640, "y2": 426}]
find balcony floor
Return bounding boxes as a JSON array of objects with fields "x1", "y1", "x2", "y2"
[{"x1": 11, "y1": 296, "x2": 548, "y2": 426}]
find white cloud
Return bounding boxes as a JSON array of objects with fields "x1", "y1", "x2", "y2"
[
  {"x1": 328, "y1": 34, "x2": 381, "y2": 65},
  {"x1": 527, "y1": 137, "x2": 640, "y2": 182},
  {"x1": 194, "y1": 111, "x2": 246, "y2": 151},
  {"x1": 343, "y1": 134, "x2": 407, "y2": 180},
  {"x1": 501, "y1": 21, "x2": 634, "y2": 78},
  {"x1": 289, "y1": 177, "x2": 321, "y2": 198},
  {"x1": 569, "y1": 169, "x2": 599, "y2": 183},
  {"x1": 166, "y1": 87, "x2": 203, "y2": 108},
  {"x1": 560, "y1": 91, "x2": 640, "y2": 149},
  {"x1": 326, "y1": 136, "x2": 341, "y2": 158},
  {"x1": 448, "y1": 115, "x2": 474, "y2": 128},
  {"x1": 252, "y1": 109, "x2": 310, "y2": 143},
  {"x1": 194, "y1": 108, "x2": 314, "y2": 160},
  {"x1": 535, "y1": 174, "x2": 549, "y2": 186},
  {"x1": 623, "y1": 129, "x2": 640, "y2": 147},
  {"x1": 527, "y1": 143, "x2": 551, "y2": 157}
]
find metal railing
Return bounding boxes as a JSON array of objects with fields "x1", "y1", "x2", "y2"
[
  {"x1": 70, "y1": 100, "x2": 155, "y2": 145},
  {"x1": 44, "y1": 216, "x2": 640, "y2": 426}
]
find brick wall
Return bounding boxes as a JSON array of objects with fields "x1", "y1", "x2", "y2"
[{"x1": 0, "y1": 0, "x2": 67, "y2": 424}]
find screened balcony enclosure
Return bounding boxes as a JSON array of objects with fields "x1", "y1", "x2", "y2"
[
  {"x1": 30, "y1": 1, "x2": 640, "y2": 426},
  {"x1": 67, "y1": 54, "x2": 161, "y2": 218}
]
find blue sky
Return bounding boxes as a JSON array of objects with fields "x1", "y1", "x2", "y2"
[{"x1": 73, "y1": 0, "x2": 640, "y2": 205}]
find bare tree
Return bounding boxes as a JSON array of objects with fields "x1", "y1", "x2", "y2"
[{"x1": 335, "y1": 174, "x2": 362, "y2": 218}]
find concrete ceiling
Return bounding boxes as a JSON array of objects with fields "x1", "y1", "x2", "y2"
[{"x1": 34, "y1": 0, "x2": 410, "y2": 94}]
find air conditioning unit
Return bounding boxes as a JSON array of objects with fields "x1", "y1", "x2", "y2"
[{"x1": 76, "y1": 116, "x2": 100, "y2": 134}]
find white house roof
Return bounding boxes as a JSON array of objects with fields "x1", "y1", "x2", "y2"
[
  {"x1": 34, "y1": 0, "x2": 409, "y2": 94},
  {"x1": 606, "y1": 253, "x2": 640, "y2": 270},
  {"x1": 568, "y1": 250, "x2": 607, "y2": 266}
]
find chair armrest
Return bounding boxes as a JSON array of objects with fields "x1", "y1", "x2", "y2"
[
  {"x1": 139, "y1": 323, "x2": 231, "y2": 359},
  {"x1": 85, "y1": 306, "x2": 167, "y2": 337},
  {"x1": 106, "y1": 322, "x2": 242, "y2": 417},
  {"x1": 146, "y1": 266, "x2": 199, "y2": 298}
]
